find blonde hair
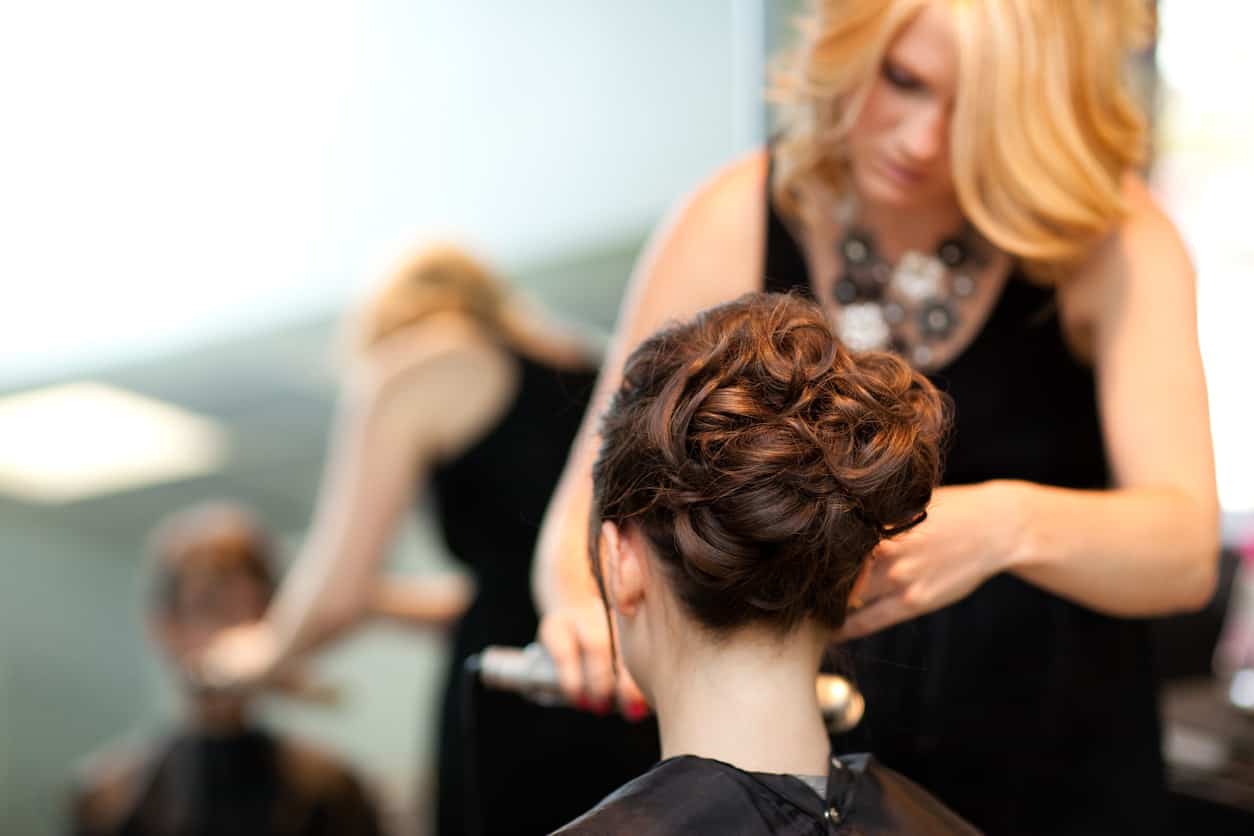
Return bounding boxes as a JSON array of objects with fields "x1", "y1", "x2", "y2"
[
  {"x1": 352, "y1": 244, "x2": 515, "y2": 353},
  {"x1": 771, "y1": 0, "x2": 1152, "y2": 278}
]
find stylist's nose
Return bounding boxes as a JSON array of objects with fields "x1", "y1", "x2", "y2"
[{"x1": 899, "y1": 103, "x2": 947, "y2": 165}]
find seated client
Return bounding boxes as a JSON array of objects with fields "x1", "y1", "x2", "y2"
[
  {"x1": 71, "y1": 502, "x2": 382, "y2": 836},
  {"x1": 556, "y1": 293, "x2": 978, "y2": 834}
]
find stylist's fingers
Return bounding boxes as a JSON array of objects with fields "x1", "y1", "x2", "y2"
[
  {"x1": 859, "y1": 541, "x2": 908, "y2": 604},
  {"x1": 198, "y1": 622, "x2": 280, "y2": 691},
  {"x1": 836, "y1": 593, "x2": 914, "y2": 641},
  {"x1": 615, "y1": 662, "x2": 651, "y2": 722},
  {"x1": 574, "y1": 617, "x2": 616, "y2": 711},
  {"x1": 538, "y1": 611, "x2": 585, "y2": 705}
]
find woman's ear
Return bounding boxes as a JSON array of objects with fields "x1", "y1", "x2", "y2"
[{"x1": 598, "y1": 521, "x2": 647, "y2": 617}]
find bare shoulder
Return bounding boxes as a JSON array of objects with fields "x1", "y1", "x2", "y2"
[
  {"x1": 276, "y1": 736, "x2": 373, "y2": 799},
  {"x1": 71, "y1": 736, "x2": 159, "y2": 830},
  {"x1": 624, "y1": 149, "x2": 770, "y2": 344},
  {"x1": 351, "y1": 314, "x2": 512, "y2": 400},
  {"x1": 664, "y1": 148, "x2": 768, "y2": 267},
  {"x1": 686, "y1": 148, "x2": 769, "y2": 224},
  {"x1": 1080, "y1": 174, "x2": 1194, "y2": 295},
  {"x1": 73, "y1": 736, "x2": 151, "y2": 795},
  {"x1": 346, "y1": 314, "x2": 519, "y2": 460},
  {"x1": 1117, "y1": 174, "x2": 1191, "y2": 261},
  {"x1": 1063, "y1": 173, "x2": 1196, "y2": 344}
]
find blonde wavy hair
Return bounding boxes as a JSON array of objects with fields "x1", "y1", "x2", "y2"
[
  {"x1": 771, "y1": 0, "x2": 1152, "y2": 277},
  {"x1": 352, "y1": 244, "x2": 520, "y2": 353}
]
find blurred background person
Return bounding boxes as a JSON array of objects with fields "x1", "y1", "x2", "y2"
[
  {"x1": 201, "y1": 245, "x2": 659, "y2": 835},
  {"x1": 558, "y1": 293, "x2": 977, "y2": 834},
  {"x1": 533, "y1": 2, "x2": 1220, "y2": 833},
  {"x1": 70, "y1": 502, "x2": 382, "y2": 836}
]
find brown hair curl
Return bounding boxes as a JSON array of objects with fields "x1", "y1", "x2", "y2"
[{"x1": 591, "y1": 293, "x2": 948, "y2": 634}]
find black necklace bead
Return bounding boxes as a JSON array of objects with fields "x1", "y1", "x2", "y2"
[
  {"x1": 848, "y1": 266, "x2": 883, "y2": 300},
  {"x1": 952, "y1": 273, "x2": 976, "y2": 297},
  {"x1": 834, "y1": 277, "x2": 860, "y2": 305},
  {"x1": 919, "y1": 299, "x2": 957, "y2": 339},
  {"x1": 840, "y1": 232, "x2": 873, "y2": 266},
  {"x1": 832, "y1": 219, "x2": 985, "y2": 368},
  {"x1": 937, "y1": 237, "x2": 967, "y2": 268}
]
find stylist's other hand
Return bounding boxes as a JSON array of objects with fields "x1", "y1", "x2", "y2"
[
  {"x1": 538, "y1": 599, "x2": 650, "y2": 721},
  {"x1": 199, "y1": 621, "x2": 281, "y2": 691},
  {"x1": 837, "y1": 482, "x2": 1019, "y2": 641}
]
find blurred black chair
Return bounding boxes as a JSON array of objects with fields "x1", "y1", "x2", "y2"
[{"x1": 1153, "y1": 547, "x2": 1254, "y2": 834}]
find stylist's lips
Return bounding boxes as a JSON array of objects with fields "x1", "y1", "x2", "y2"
[{"x1": 878, "y1": 157, "x2": 926, "y2": 186}]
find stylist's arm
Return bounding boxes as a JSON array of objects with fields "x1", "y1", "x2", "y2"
[
  {"x1": 533, "y1": 152, "x2": 771, "y2": 716},
  {"x1": 838, "y1": 179, "x2": 1220, "y2": 640}
]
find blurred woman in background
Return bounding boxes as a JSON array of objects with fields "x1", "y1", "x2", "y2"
[{"x1": 204, "y1": 244, "x2": 658, "y2": 834}]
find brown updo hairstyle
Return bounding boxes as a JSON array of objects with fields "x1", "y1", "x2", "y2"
[{"x1": 591, "y1": 293, "x2": 949, "y2": 635}]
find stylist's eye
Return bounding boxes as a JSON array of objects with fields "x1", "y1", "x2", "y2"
[{"x1": 882, "y1": 61, "x2": 924, "y2": 92}]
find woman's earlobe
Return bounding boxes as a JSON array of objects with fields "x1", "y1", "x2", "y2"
[
  {"x1": 599, "y1": 521, "x2": 647, "y2": 616},
  {"x1": 611, "y1": 524, "x2": 648, "y2": 617}
]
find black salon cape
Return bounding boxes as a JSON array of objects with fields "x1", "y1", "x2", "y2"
[
  {"x1": 553, "y1": 752, "x2": 979, "y2": 834},
  {"x1": 70, "y1": 728, "x2": 381, "y2": 836}
]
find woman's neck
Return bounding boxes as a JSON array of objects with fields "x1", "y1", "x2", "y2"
[
  {"x1": 651, "y1": 627, "x2": 831, "y2": 777},
  {"x1": 850, "y1": 191, "x2": 966, "y2": 263},
  {"x1": 187, "y1": 692, "x2": 250, "y2": 735}
]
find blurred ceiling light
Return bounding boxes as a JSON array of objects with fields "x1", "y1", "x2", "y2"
[{"x1": 0, "y1": 382, "x2": 228, "y2": 504}]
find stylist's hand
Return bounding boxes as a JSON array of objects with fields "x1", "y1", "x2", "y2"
[
  {"x1": 836, "y1": 482, "x2": 1019, "y2": 640},
  {"x1": 538, "y1": 597, "x2": 650, "y2": 721},
  {"x1": 199, "y1": 621, "x2": 282, "y2": 691}
]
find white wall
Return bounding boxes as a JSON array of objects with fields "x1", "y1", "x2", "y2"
[{"x1": 0, "y1": 1, "x2": 762, "y2": 387}]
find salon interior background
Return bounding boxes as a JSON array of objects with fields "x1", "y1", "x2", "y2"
[{"x1": 0, "y1": 2, "x2": 1251, "y2": 835}]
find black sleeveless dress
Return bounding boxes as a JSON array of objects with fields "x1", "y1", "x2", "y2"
[
  {"x1": 431, "y1": 352, "x2": 660, "y2": 836},
  {"x1": 765, "y1": 196, "x2": 1165, "y2": 834}
]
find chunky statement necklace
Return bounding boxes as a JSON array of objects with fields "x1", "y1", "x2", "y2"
[{"x1": 831, "y1": 218, "x2": 991, "y2": 369}]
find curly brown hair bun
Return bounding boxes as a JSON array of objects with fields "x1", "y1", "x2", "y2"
[{"x1": 591, "y1": 293, "x2": 949, "y2": 633}]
